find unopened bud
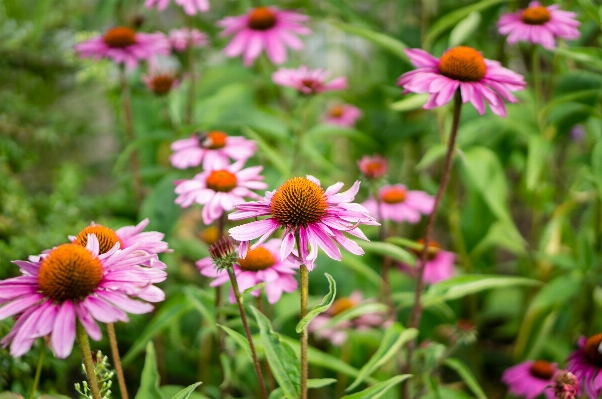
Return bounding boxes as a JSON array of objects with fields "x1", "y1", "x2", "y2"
[{"x1": 209, "y1": 236, "x2": 238, "y2": 270}]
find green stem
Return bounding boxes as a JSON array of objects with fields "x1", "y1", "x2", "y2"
[
  {"x1": 374, "y1": 184, "x2": 395, "y2": 319},
  {"x1": 107, "y1": 322, "x2": 129, "y2": 399},
  {"x1": 76, "y1": 321, "x2": 102, "y2": 399},
  {"x1": 532, "y1": 45, "x2": 543, "y2": 119},
  {"x1": 295, "y1": 229, "x2": 309, "y2": 399},
  {"x1": 28, "y1": 341, "x2": 44, "y2": 399}
]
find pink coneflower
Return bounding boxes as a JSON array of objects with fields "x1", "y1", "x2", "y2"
[
  {"x1": 174, "y1": 160, "x2": 267, "y2": 225},
  {"x1": 323, "y1": 104, "x2": 362, "y2": 127},
  {"x1": 218, "y1": 6, "x2": 310, "y2": 66},
  {"x1": 0, "y1": 235, "x2": 166, "y2": 358},
  {"x1": 145, "y1": 0, "x2": 209, "y2": 15},
  {"x1": 170, "y1": 131, "x2": 257, "y2": 170},
  {"x1": 197, "y1": 239, "x2": 298, "y2": 303},
  {"x1": 229, "y1": 176, "x2": 378, "y2": 270},
  {"x1": 272, "y1": 66, "x2": 347, "y2": 95},
  {"x1": 357, "y1": 155, "x2": 388, "y2": 180},
  {"x1": 400, "y1": 239, "x2": 455, "y2": 284},
  {"x1": 397, "y1": 46, "x2": 526, "y2": 117},
  {"x1": 362, "y1": 184, "x2": 434, "y2": 223},
  {"x1": 168, "y1": 28, "x2": 209, "y2": 52},
  {"x1": 497, "y1": 1, "x2": 580, "y2": 50},
  {"x1": 142, "y1": 67, "x2": 179, "y2": 96},
  {"x1": 502, "y1": 360, "x2": 557, "y2": 399},
  {"x1": 74, "y1": 27, "x2": 171, "y2": 70},
  {"x1": 567, "y1": 334, "x2": 602, "y2": 398}
]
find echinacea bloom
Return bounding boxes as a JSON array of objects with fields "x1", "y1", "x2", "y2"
[
  {"x1": 411, "y1": 239, "x2": 455, "y2": 284},
  {"x1": 218, "y1": 7, "x2": 310, "y2": 66},
  {"x1": 174, "y1": 160, "x2": 267, "y2": 225},
  {"x1": 397, "y1": 46, "x2": 526, "y2": 117},
  {"x1": 142, "y1": 67, "x2": 179, "y2": 96},
  {"x1": 567, "y1": 334, "x2": 602, "y2": 398},
  {"x1": 168, "y1": 28, "x2": 209, "y2": 52},
  {"x1": 0, "y1": 235, "x2": 166, "y2": 358},
  {"x1": 502, "y1": 360, "x2": 557, "y2": 399},
  {"x1": 357, "y1": 155, "x2": 388, "y2": 180},
  {"x1": 497, "y1": 1, "x2": 580, "y2": 50},
  {"x1": 74, "y1": 27, "x2": 171, "y2": 70},
  {"x1": 145, "y1": 0, "x2": 209, "y2": 15},
  {"x1": 170, "y1": 131, "x2": 257, "y2": 170},
  {"x1": 362, "y1": 184, "x2": 434, "y2": 223},
  {"x1": 323, "y1": 104, "x2": 362, "y2": 127},
  {"x1": 272, "y1": 66, "x2": 347, "y2": 95},
  {"x1": 229, "y1": 176, "x2": 378, "y2": 269},
  {"x1": 197, "y1": 239, "x2": 298, "y2": 303}
]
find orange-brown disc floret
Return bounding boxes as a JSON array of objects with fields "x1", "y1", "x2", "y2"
[
  {"x1": 200, "y1": 131, "x2": 228, "y2": 149},
  {"x1": 103, "y1": 27, "x2": 137, "y2": 48},
  {"x1": 413, "y1": 238, "x2": 441, "y2": 261},
  {"x1": 438, "y1": 46, "x2": 487, "y2": 82},
  {"x1": 528, "y1": 360, "x2": 555, "y2": 380},
  {"x1": 584, "y1": 334, "x2": 602, "y2": 366},
  {"x1": 521, "y1": 5, "x2": 551, "y2": 25},
  {"x1": 270, "y1": 177, "x2": 328, "y2": 227},
  {"x1": 74, "y1": 225, "x2": 123, "y2": 255},
  {"x1": 38, "y1": 244, "x2": 103, "y2": 302},
  {"x1": 330, "y1": 297, "x2": 355, "y2": 316},
  {"x1": 248, "y1": 7, "x2": 277, "y2": 31},
  {"x1": 150, "y1": 75, "x2": 175, "y2": 96},
  {"x1": 206, "y1": 170, "x2": 238, "y2": 192},
  {"x1": 380, "y1": 186, "x2": 407, "y2": 204},
  {"x1": 237, "y1": 247, "x2": 276, "y2": 271},
  {"x1": 329, "y1": 106, "x2": 344, "y2": 118}
]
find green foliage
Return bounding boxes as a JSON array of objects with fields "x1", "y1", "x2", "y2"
[{"x1": 296, "y1": 273, "x2": 337, "y2": 333}]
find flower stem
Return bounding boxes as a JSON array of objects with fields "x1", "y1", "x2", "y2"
[
  {"x1": 226, "y1": 266, "x2": 268, "y2": 399},
  {"x1": 107, "y1": 322, "x2": 129, "y2": 399},
  {"x1": 294, "y1": 228, "x2": 309, "y2": 399},
  {"x1": 374, "y1": 184, "x2": 395, "y2": 320},
  {"x1": 532, "y1": 45, "x2": 542, "y2": 111},
  {"x1": 28, "y1": 341, "x2": 44, "y2": 399},
  {"x1": 76, "y1": 321, "x2": 102, "y2": 399}
]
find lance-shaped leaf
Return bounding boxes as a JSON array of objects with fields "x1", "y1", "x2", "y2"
[
  {"x1": 296, "y1": 273, "x2": 336, "y2": 333},
  {"x1": 134, "y1": 342, "x2": 164, "y2": 399},
  {"x1": 169, "y1": 382, "x2": 203, "y2": 399},
  {"x1": 218, "y1": 324, "x2": 253, "y2": 362},
  {"x1": 341, "y1": 375, "x2": 412, "y2": 399},
  {"x1": 443, "y1": 358, "x2": 486, "y2": 399}
]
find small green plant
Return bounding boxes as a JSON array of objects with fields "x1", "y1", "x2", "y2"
[{"x1": 75, "y1": 351, "x2": 113, "y2": 399}]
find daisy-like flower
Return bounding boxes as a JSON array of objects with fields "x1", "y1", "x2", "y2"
[
  {"x1": 218, "y1": 6, "x2": 310, "y2": 66},
  {"x1": 228, "y1": 176, "x2": 378, "y2": 269},
  {"x1": 74, "y1": 27, "x2": 171, "y2": 70},
  {"x1": 323, "y1": 104, "x2": 362, "y2": 127},
  {"x1": 406, "y1": 239, "x2": 455, "y2": 284},
  {"x1": 145, "y1": 0, "x2": 209, "y2": 15},
  {"x1": 0, "y1": 235, "x2": 166, "y2": 358},
  {"x1": 168, "y1": 28, "x2": 209, "y2": 52},
  {"x1": 197, "y1": 239, "x2": 298, "y2": 303},
  {"x1": 502, "y1": 360, "x2": 557, "y2": 399},
  {"x1": 170, "y1": 131, "x2": 257, "y2": 170},
  {"x1": 272, "y1": 66, "x2": 347, "y2": 95},
  {"x1": 567, "y1": 334, "x2": 602, "y2": 398},
  {"x1": 357, "y1": 155, "x2": 388, "y2": 180},
  {"x1": 142, "y1": 67, "x2": 179, "y2": 96},
  {"x1": 497, "y1": 1, "x2": 580, "y2": 50},
  {"x1": 174, "y1": 160, "x2": 267, "y2": 225},
  {"x1": 397, "y1": 46, "x2": 526, "y2": 117},
  {"x1": 362, "y1": 184, "x2": 434, "y2": 223}
]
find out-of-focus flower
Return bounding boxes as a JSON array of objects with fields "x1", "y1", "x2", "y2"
[
  {"x1": 174, "y1": 160, "x2": 267, "y2": 225},
  {"x1": 571, "y1": 124, "x2": 586, "y2": 143},
  {"x1": 170, "y1": 131, "x2": 256, "y2": 170},
  {"x1": 145, "y1": 0, "x2": 209, "y2": 15},
  {"x1": 362, "y1": 184, "x2": 434, "y2": 223},
  {"x1": 497, "y1": 1, "x2": 580, "y2": 50},
  {"x1": 437, "y1": 319, "x2": 477, "y2": 346},
  {"x1": 567, "y1": 334, "x2": 602, "y2": 399},
  {"x1": 218, "y1": 6, "x2": 310, "y2": 66},
  {"x1": 272, "y1": 66, "x2": 347, "y2": 95},
  {"x1": 198, "y1": 239, "x2": 298, "y2": 303},
  {"x1": 323, "y1": 104, "x2": 362, "y2": 127},
  {"x1": 397, "y1": 46, "x2": 526, "y2": 117},
  {"x1": 0, "y1": 236, "x2": 166, "y2": 358},
  {"x1": 74, "y1": 27, "x2": 171, "y2": 69},
  {"x1": 168, "y1": 28, "x2": 209, "y2": 52},
  {"x1": 553, "y1": 371, "x2": 579, "y2": 399},
  {"x1": 411, "y1": 239, "x2": 455, "y2": 284},
  {"x1": 229, "y1": 176, "x2": 378, "y2": 270},
  {"x1": 357, "y1": 155, "x2": 388, "y2": 180},
  {"x1": 502, "y1": 360, "x2": 557, "y2": 399},
  {"x1": 142, "y1": 67, "x2": 179, "y2": 96}
]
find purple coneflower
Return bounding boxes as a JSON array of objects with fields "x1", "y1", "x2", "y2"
[
  {"x1": 272, "y1": 66, "x2": 347, "y2": 95},
  {"x1": 502, "y1": 360, "x2": 557, "y2": 399},
  {"x1": 145, "y1": 0, "x2": 209, "y2": 15},
  {"x1": 323, "y1": 104, "x2": 362, "y2": 127},
  {"x1": 142, "y1": 67, "x2": 179, "y2": 96},
  {"x1": 357, "y1": 155, "x2": 388, "y2": 180},
  {"x1": 168, "y1": 28, "x2": 209, "y2": 52},
  {"x1": 362, "y1": 184, "x2": 434, "y2": 224},
  {"x1": 567, "y1": 334, "x2": 602, "y2": 398}
]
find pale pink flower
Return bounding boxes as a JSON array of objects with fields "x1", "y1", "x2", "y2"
[
  {"x1": 145, "y1": 0, "x2": 209, "y2": 15},
  {"x1": 218, "y1": 7, "x2": 310, "y2": 66},
  {"x1": 168, "y1": 28, "x2": 209, "y2": 52},
  {"x1": 397, "y1": 46, "x2": 526, "y2": 117},
  {"x1": 174, "y1": 160, "x2": 267, "y2": 225},
  {"x1": 197, "y1": 239, "x2": 298, "y2": 304},
  {"x1": 567, "y1": 334, "x2": 602, "y2": 398},
  {"x1": 229, "y1": 176, "x2": 378, "y2": 270},
  {"x1": 497, "y1": 1, "x2": 580, "y2": 50},
  {"x1": 74, "y1": 27, "x2": 170, "y2": 69},
  {"x1": 170, "y1": 131, "x2": 256, "y2": 170},
  {"x1": 272, "y1": 66, "x2": 347, "y2": 95},
  {"x1": 142, "y1": 67, "x2": 179, "y2": 96},
  {"x1": 502, "y1": 360, "x2": 557, "y2": 399},
  {"x1": 362, "y1": 184, "x2": 434, "y2": 223},
  {"x1": 357, "y1": 155, "x2": 388, "y2": 180},
  {"x1": 0, "y1": 235, "x2": 166, "y2": 358},
  {"x1": 323, "y1": 104, "x2": 362, "y2": 127}
]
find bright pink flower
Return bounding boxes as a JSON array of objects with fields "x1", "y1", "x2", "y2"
[
  {"x1": 168, "y1": 28, "x2": 209, "y2": 52},
  {"x1": 272, "y1": 66, "x2": 347, "y2": 95},
  {"x1": 74, "y1": 27, "x2": 170, "y2": 70},
  {"x1": 362, "y1": 184, "x2": 434, "y2": 223},
  {"x1": 0, "y1": 235, "x2": 166, "y2": 358},
  {"x1": 218, "y1": 7, "x2": 310, "y2": 66},
  {"x1": 170, "y1": 131, "x2": 256, "y2": 170},
  {"x1": 502, "y1": 360, "x2": 557, "y2": 399},
  {"x1": 145, "y1": 0, "x2": 209, "y2": 15},
  {"x1": 323, "y1": 104, "x2": 362, "y2": 127},
  {"x1": 357, "y1": 155, "x2": 388, "y2": 180},
  {"x1": 174, "y1": 160, "x2": 267, "y2": 225},
  {"x1": 229, "y1": 176, "x2": 378, "y2": 270},
  {"x1": 397, "y1": 46, "x2": 526, "y2": 117},
  {"x1": 399, "y1": 240, "x2": 455, "y2": 284},
  {"x1": 197, "y1": 239, "x2": 298, "y2": 304},
  {"x1": 142, "y1": 67, "x2": 179, "y2": 96},
  {"x1": 567, "y1": 334, "x2": 602, "y2": 398},
  {"x1": 497, "y1": 1, "x2": 580, "y2": 50}
]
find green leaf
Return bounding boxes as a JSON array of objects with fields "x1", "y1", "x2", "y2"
[
  {"x1": 218, "y1": 324, "x2": 253, "y2": 362},
  {"x1": 526, "y1": 135, "x2": 553, "y2": 191},
  {"x1": 160, "y1": 386, "x2": 208, "y2": 399},
  {"x1": 529, "y1": 275, "x2": 581, "y2": 312},
  {"x1": 139, "y1": 172, "x2": 181, "y2": 234},
  {"x1": 340, "y1": 252, "x2": 382, "y2": 287},
  {"x1": 341, "y1": 375, "x2": 412, "y2": 399},
  {"x1": 449, "y1": 12, "x2": 481, "y2": 47},
  {"x1": 183, "y1": 286, "x2": 217, "y2": 333},
  {"x1": 576, "y1": 0, "x2": 601, "y2": 27},
  {"x1": 243, "y1": 126, "x2": 291, "y2": 177},
  {"x1": 134, "y1": 342, "x2": 164, "y2": 399},
  {"x1": 347, "y1": 324, "x2": 417, "y2": 391},
  {"x1": 390, "y1": 94, "x2": 430, "y2": 112},
  {"x1": 307, "y1": 378, "x2": 337, "y2": 388},
  {"x1": 553, "y1": 47, "x2": 602, "y2": 71},
  {"x1": 305, "y1": 125, "x2": 379, "y2": 149},
  {"x1": 442, "y1": 358, "x2": 486, "y2": 399},
  {"x1": 358, "y1": 241, "x2": 416, "y2": 265},
  {"x1": 329, "y1": 21, "x2": 409, "y2": 61},
  {"x1": 470, "y1": 221, "x2": 527, "y2": 257},
  {"x1": 296, "y1": 273, "x2": 337, "y2": 333},
  {"x1": 318, "y1": 303, "x2": 389, "y2": 332},
  {"x1": 243, "y1": 282, "x2": 266, "y2": 295},
  {"x1": 168, "y1": 383, "x2": 204, "y2": 399}
]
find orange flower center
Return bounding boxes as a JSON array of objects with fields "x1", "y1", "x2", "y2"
[
  {"x1": 380, "y1": 187, "x2": 407, "y2": 204},
  {"x1": 38, "y1": 244, "x2": 103, "y2": 302},
  {"x1": 438, "y1": 46, "x2": 487, "y2": 82},
  {"x1": 331, "y1": 297, "x2": 355, "y2": 316},
  {"x1": 150, "y1": 75, "x2": 175, "y2": 96},
  {"x1": 300, "y1": 78, "x2": 319, "y2": 92},
  {"x1": 270, "y1": 177, "x2": 328, "y2": 227},
  {"x1": 103, "y1": 27, "x2": 137, "y2": 48},
  {"x1": 528, "y1": 360, "x2": 555, "y2": 380},
  {"x1": 584, "y1": 334, "x2": 602, "y2": 366},
  {"x1": 206, "y1": 170, "x2": 237, "y2": 192},
  {"x1": 329, "y1": 106, "x2": 344, "y2": 118},
  {"x1": 521, "y1": 5, "x2": 551, "y2": 25},
  {"x1": 199, "y1": 131, "x2": 228, "y2": 150},
  {"x1": 363, "y1": 161, "x2": 386, "y2": 179},
  {"x1": 413, "y1": 238, "x2": 441, "y2": 260},
  {"x1": 248, "y1": 7, "x2": 277, "y2": 30},
  {"x1": 199, "y1": 226, "x2": 221, "y2": 246},
  {"x1": 237, "y1": 246, "x2": 276, "y2": 271},
  {"x1": 74, "y1": 225, "x2": 123, "y2": 255}
]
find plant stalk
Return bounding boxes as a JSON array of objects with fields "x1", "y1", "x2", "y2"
[
  {"x1": 29, "y1": 342, "x2": 44, "y2": 399},
  {"x1": 107, "y1": 322, "x2": 129, "y2": 399},
  {"x1": 76, "y1": 321, "x2": 102, "y2": 399},
  {"x1": 295, "y1": 226, "x2": 309, "y2": 399}
]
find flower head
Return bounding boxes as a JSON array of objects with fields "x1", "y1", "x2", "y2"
[
  {"x1": 357, "y1": 155, "x2": 388, "y2": 180},
  {"x1": 362, "y1": 184, "x2": 434, "y2": 223},
  {"x1": 168, "y1": 28, "x2": 209, "y2": 52},
  {"x1": 272, "y1": 66, "x2": 347, "y2": 95},
  {"x1": 170, "y1": 131, "x2": 256, "y2": 170},
  {"x1": 502, "y1": 360, "x2": 557, "y2": 399},
  {"x1": 497, "y1": 1, "x2": 580, "y2": 50},
  {"x1": 142, "y1": 67, "x2": 179, "y2": 96},
  {"x1": 567, "y1": 334, "x2": 602, "y2": 398},
  {"x1": 207, "y1": 236, "x2": 239, "y2": 271},
  {"x1": 397, "y1": 46, "x2": 526, "y2": 117},
  {"x1": 229, "y1": 176, "x2": 378, "y2": 270},
  {"x1": 74, "y1": 27, "x2": 171, "y2": 69},
  {"x1": 410, "y1": 239, "x2": 455, "y2": 284},
  {"x1": 553, "y1": 371, "x2": 579, "y2": 399},
  {"x1": 323, "y1": 104, "x2": 362, "y2": 127},
  {"x1": 145, "y1": 0, "x2": 209, "y2": 15}
]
